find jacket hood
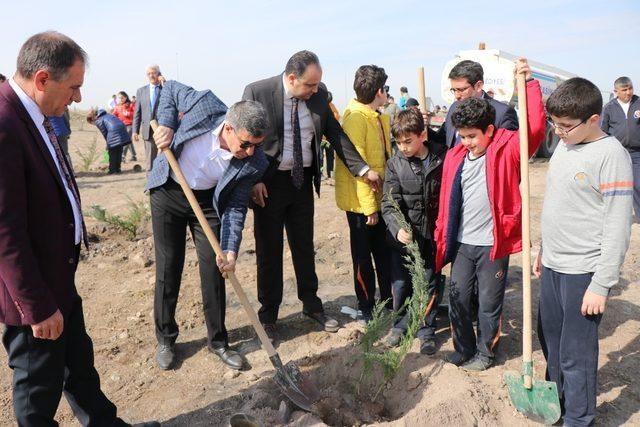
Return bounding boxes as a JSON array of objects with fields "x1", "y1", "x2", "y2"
[
  {"x1": 343, "y1": 98, "x2": 381, "y2": 121},
  {"x1": 96, "y1": 108, "x2": 107, "y2": 118}
]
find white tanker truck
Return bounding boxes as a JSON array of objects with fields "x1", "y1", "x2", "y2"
[{"x1": 440, "y1": 46, "x2": 611, "y2": 157}]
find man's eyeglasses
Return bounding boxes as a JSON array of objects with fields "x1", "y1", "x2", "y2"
[
  {"x1": 450, "y1": 85, "x2": 473, "y2": 94},
  {"x1": 550, "y1": 119, "x2": 586, "y2": 136},
  {"x1": 239, "y1": 139, "x2": 263, "y2": 149}
]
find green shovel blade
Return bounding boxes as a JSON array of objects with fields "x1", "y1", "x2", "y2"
[{"x1": 504, "y1": 370, "x2": 561, "y2": 425}]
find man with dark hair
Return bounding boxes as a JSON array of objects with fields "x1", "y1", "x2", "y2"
[
  {"x1": 242, "y1": 51, "x2": 381, "y2": 339},
  {"x1": 148, "y1": 81, "x2": 269, "y2": 370},
  {"x1": 0, "y1": 31, "x2": 157, "y2": 426},
  {"x1": 431, "y1": 60, "x2": 518, "y2": 148},
  {"x1": 133, "y1": 64, "x2": 163, "y2": 172},
  {"x1": 601, "y1": 76, "x2": 640, "y2": 219}
]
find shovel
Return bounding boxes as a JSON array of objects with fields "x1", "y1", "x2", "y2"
[
  {"x1": 503, "y1": 72, "x2": 561, "y2": 424},
  {"x1": 150, "y1": 120, "x2": 320, "y2": 411}
]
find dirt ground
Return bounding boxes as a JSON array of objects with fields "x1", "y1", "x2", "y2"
[{"x1": 1, "y1": 114, "x2": 639, "y2": 426}]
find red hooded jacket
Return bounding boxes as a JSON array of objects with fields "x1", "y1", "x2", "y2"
[{"x1": 435, "y1": 79, "x2": 546, "y2": 272}]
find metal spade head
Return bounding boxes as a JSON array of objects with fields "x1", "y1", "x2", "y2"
[
  {"x1": 504, "y1": 370, "x2": 562, "y2": 425},
  {"x1": 273, "y1": 360, "x2": 321, "y2": 412}
]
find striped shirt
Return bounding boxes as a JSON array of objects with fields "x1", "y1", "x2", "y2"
[{"x1": 541, "y1": 135, "x2": 633, "y2": 296}]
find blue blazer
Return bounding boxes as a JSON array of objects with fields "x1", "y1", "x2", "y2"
[{"x1": 146, "y1": 80, "x2": 268, "y2": 254}]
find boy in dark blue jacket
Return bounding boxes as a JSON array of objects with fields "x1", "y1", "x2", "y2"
[{"x1": 87, "y1": 108, "x2": 131, "y2": 174}]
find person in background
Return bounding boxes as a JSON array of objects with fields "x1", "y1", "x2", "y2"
[
  {"x1": 322, "y1": 91, "x2": 339, "y2": 180},
  {"x1": 601, "y1": 76, "x2": 640, "y2": 221},
  {"x1": 399, "y1": 86, "x2": 409, "y2": 110},
  {"x1": 86, "y1": 108, "x2": 131, "y2": 174},
  {"x1": 133, "y1": 64, "x2": 163, "y2": 172},
  {"x1": 0, "y1": 73, "x2": 6, "y2": 83},
  {"x1": 383, "y1": 93, "x2": 402, "y2": 125},
  {"x1": 107, "y1": 94, "x2": 116, "y2": 112},
  {"x1": 113, "y1": 90, "x2": 138, "y2": 162},
  {"x1": 49, "y1": 106, "x2": 72, "y2": 164}
]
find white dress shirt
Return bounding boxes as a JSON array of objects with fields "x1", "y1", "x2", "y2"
[
  {"x1": 171, "y1": 122, "x2": 233, "y2": 190},
  {"x1": 9, "y1": 78, "x2": 83, "y2": 244},
  {"x1": 279, "y1": 74, "x2": 314, "y2": 170}
]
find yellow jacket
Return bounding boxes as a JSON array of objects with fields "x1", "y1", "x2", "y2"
[{"x1": 335, "y1": 99, "x2": 392, "y2": 215}]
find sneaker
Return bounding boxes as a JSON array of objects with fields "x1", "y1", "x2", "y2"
[
  {"x1": 384, "y1": 328, "x2": 403, "y2": 347},
  {"x1": 419, "y1": 338, "x2": 437, "y2": 355},
  {"x1": 444, "y1": 351, "x2": 472, "y2": 366},
  {"x1": 460, "y1": 354, "x2": 493, "y2": 371}
]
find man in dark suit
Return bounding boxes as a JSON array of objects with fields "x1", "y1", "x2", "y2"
[
  {"x1": 242, "y1": 50, "x2": 381, "y2": 338},
  {"x1": 430, "y1": 60, "x2": 518, "y2": 148},
  {"x1": 148, "y1": 81, "x2": 269, "y2": 370},
  {"x1": 0, "y1": 31, "x2": 157, "y2": 427},
  {"x1": 133, "y1": 64, "x2": 163, "y2": 171}
]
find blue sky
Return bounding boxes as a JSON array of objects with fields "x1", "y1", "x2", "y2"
[{"x1": 1, "y1": 0, "x2": 638, "y2": 112}]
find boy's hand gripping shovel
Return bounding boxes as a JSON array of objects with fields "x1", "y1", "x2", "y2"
[
  {"x1": 150, "y1": 120, "x2": 320, "y2": 412},
  {"x1": 503, "y1": 72, "x2": 561, "y2": 425}
]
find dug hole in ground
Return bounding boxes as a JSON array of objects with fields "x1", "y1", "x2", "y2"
[{"x1": 1, "y1": 112, "x2": 639, "y2": 426}]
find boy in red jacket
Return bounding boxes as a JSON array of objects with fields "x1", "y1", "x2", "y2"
[{"x1": 434, "y1": 59, "x2": 545, "y2": 371}]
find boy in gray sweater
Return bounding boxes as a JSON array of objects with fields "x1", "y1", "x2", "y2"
[{"x1": 534, "y1": 77, "x2": 633, "y2": 427}]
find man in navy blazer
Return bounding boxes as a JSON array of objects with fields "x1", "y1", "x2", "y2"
[
  {"x1": 430, "y1": 60, "x2": 518, "y2": 148},
  {"x1": 0, "y1": 31, "x2": 157, "y2": 427},
  {"x1": 147, "y1": 80, "x2": 268, "y2": 370}
]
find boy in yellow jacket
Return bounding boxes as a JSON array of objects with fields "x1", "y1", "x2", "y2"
[{"x1": 335, "y1": 65, "x2": 393, "y2": 323}]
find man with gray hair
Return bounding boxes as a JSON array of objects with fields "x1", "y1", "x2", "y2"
[
  {"x1": 0, "y1": 31, "x2": 158, "y2": 427},
  {"x1": 147, "y1": 80, "x2": 269, "y2": 371},
  {"x1": 133, "y1": 64, "x2": 163, "y2": 171},
  {"x1": 602, "y1": 76, "x2": 640, "y2": 218}
]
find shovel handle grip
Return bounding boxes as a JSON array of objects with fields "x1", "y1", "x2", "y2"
[
  {"x1": 150, "y1": 120, "x2": 278, "y2": 359},
  {"x1": 517, "y1": 73, "x2": 533, "y2": 389}
]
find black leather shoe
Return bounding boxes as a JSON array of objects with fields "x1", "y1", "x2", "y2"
[
  {"x1": 303, "y1": 311, "x2": 340, "y2": 332},
  {"x1": 156, "y1": 344, "x2": 175, "y2": 370},
  {"x1": 261, "y1": 323, "x2": 277, "y2": 345},
  {"x1": 210, "y1": 346, "x2": 244, "y2": 370}
]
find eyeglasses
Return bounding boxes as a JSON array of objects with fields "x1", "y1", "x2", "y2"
[
  {"x1": 235, "y1": 131, "x2": 263, "y2": 149},
  {"x1": 450, "y1": 85, "x2": 473, "y2": 94},
  {"x1": 550, "y1": 119, "x2": 586, "y2": 136}
]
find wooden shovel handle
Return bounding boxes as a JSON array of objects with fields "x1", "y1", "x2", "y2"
[
  {"x1": 150, "y1": 120, "x2": 278, "y2": 358},
  {"x1": 516, "y1": 74, "x2": 533, "y2": 389}
]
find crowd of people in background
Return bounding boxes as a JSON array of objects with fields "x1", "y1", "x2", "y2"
[{"x1": 1, "y1": 30, "x2": 639, "y2": 427}]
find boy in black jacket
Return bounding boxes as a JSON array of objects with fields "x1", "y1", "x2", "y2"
[{"x1": 381, "y1": 108, "x2": 446, "y2": 354}]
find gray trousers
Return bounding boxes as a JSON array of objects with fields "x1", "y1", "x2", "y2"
[{"x1": 144, "y1": 137, "x2": 158, "y2": 172}]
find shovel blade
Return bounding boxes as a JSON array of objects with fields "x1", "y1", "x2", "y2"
[
  {"x1": 273, "y1": 361, "x2": 320, "y2": 412},
  {"x1": 504, "y1": 370, "x2": 561, "y2": 425}
]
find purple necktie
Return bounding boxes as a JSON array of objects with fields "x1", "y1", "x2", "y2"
[
  {"x1": 43, "y1": 117, "x2": 88, "y2": 247},
  {"x1": 291, "y1": 98, "x2": 304, "y2": 189}
]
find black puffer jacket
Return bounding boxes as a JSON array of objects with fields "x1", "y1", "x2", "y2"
[{"x1": 382, "y1": 141, "x2": 446, "y2": 250}]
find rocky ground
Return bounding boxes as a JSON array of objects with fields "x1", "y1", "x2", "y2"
[{"x1": 1, "y1": 114, "x2": 639, "y2": 426}]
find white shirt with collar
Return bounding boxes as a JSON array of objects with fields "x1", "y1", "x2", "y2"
[
  {"x1": 9, "y1": 77, "x2": 83, "y2": 244},
  {"x1": 279, "y1": 74, "x2": 315, "y2": 170},
  {"x1": 171, "y1": 122, "x2": 233, "y2": 190}
]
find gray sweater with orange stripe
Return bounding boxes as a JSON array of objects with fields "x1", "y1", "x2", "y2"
[{"x1": 541, "y1": 135, "x2": 633, "y2": 296}]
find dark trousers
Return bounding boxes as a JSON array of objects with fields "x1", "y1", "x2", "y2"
[
  {"x1": 324, "y1": 146, "x2": 334, "y2": 178},
  {"x1": 538, "y1": 266, "x2": 601, "y2": 427},
  {"x1": 391, "y1": 240, "x2": 440, "y2": 341},
  {"x1": 255, "y1": 168, "x2": 323, "y2": 324},
  {"x1": 107, "y1": 146, "x2": 123, "y2": 173},
  {"x1": 2, "y1": 297, "x2": 126, "y2": 427},
  {"x1": 346, "y1": 212, "x2": 391, "y2": 314},
  {"x1": 629, "y1": 151, "x2": 640, "y2": 219},
  {"x1": 449, "y1": 243, "x2": 509, "y2": 360},
  {"x1": 151, "y1": 178, "x2": 227, "y2": 349}
]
